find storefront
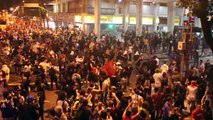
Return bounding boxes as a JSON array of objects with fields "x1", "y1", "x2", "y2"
[
  {"x1": 74, "y1": 15, "x2": 123, "y2": 37},
  {"x1": 74, "y1": 15, "x2": 181, "y2": 35}
]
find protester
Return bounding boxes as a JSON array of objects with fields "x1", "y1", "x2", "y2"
[
  {"x1": 191, "y1": 104, "x2": 204, "y2": 120},
  {"x1": 185, "y1": 80, "x2": 198, "y2": 113},
  {"x1": 0, "y1": 20, "x2": 211, "y2": 120}
]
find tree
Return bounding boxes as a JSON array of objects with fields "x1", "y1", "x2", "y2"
[{"x1": 177, "y1": 0, "x2": 213, "y2": 52}]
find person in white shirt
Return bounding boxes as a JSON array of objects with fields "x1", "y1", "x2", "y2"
[
  {"x1": 102, "y1": 78, "x2": 110, "y2": 102},
  {"x1": 54, "y1": 106, "x2": 68, "y2": 120},
  {"x1": 185, "y1": 80, "x2": 198, "y2": 113},
  {"x1": 56, "y1": 100, "x2": 69, "y2": 113},
  {"x1": 153, "y1": 68, "x2": 162, "y2": 88},
  {"x1": 155, "y1": 57, "x2": 160, "y2": 66},
  {"x1": 160, "y1": 61, "x2": 169, "y2": 73},
  {"x1": 39, "y1": 59, "x2": 50, "y2": 75},
  {"x1": 199, "y1": 60, "x2": 205, "y2": 74},
  {"x1": 2, "y1": 64, "x2": 10, "y2": 85}
]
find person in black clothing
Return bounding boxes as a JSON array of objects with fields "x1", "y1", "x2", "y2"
[
  {"x1": 18, "y1": 96, "x2": 39, "y2": 120},
  {"x1": 38, "y1": 66, "x2": 49, "y2": 89},
  {"x1": 205, "y1": 59, "x2": 211, "y2": 72},
  {"x1": 37, "y1": 84, "x2": 45, "y2": 120},
  {"x1": 117, "y1": 98, "x2": 128, "y2": 120},
  {"x1": 0, "y1": 91, "x2": 16, "y2": 119},
  {"x1": 125, "y1": 63, "x2": 133, "y2": 86},
  {"x1": 203, "y1": 100, "x2": 212, "y2": 120},
  {"x1": 66, "y1": 84, "x2": 77, "y2": 99},
  {"x1": 77, "y1": 99, "x2": 92, "y2": 120},
  {"x1": 49, "y1": 66, "x2": 59, "y2": 90},
  {"x1": 21, "y1": 61, "x2": 31, "y2": 81},
  {"x1": 20, "y1": 77, "x2": 30, "y2": 98},
  {"x1": 149, "y1": 57, "x2": 157, "y2": 76},
  {"x1": 58, "y1": 57, "x2": 66, "y2": 83}
]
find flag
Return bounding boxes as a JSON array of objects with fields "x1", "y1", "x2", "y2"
[{"x1": 101, "y1": 59, "x2": 117, "y2": 77}]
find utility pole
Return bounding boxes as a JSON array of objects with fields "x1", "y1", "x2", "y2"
[
  {"x1": 179, "y1": 4, "x2": 193, "y2": 81},
  {"x1": 185, "y1": 12, "x2": 193, "y2": 78}
]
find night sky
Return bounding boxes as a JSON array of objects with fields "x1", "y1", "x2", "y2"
[{"x1": 0, "y1": 0, "x2": 23, "y2": 11}]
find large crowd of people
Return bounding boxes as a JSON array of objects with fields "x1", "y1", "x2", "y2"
[{"x1": 0, "y1": 22, "x2": 212, "y2": 120}]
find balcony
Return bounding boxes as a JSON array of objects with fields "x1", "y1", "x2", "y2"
[
  {"x1": 68, "y1": 7, "x2": 115, "y2": 15},
  {"x1": 88, "y1": 7, "x2": 115, "y2": 15}
]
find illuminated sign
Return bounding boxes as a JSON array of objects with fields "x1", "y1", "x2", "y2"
[
  {"x1": 100, "y1": 16, "x2": 112, "y2": 23},
  {"x1": 178, "y1": 42, "x2": 183, "y2": 50},
  {"x1": 174, "y1": 18, "x2": 180, "y2": 26},
  {"x1": 24, "y1": 3, "x2": 39, "y2": 8},
  {"x1": 85, "y1": 16, "x2": 94, "y2": 23},
  {"x1": 75, "y1": 15, "x2": 82, "y2": 22},
  {"x1": 142, "y1": 18, "x2": 153, "y2": 25},
  {"x1": 75, "y1": 16, "x2": 178, "y2": 25},
  {"x1": 129, "y1": 17, "x2": 136, "y2": 24},
  {"x1": 129, "y1": 17, "x2": 154, "y2": 25},
  {"x1": 112, "y1": 16, "x2": 123, "y2": 24},
  {"x1": 75, "y1": 15, "x2": 122, "y2": 24}
]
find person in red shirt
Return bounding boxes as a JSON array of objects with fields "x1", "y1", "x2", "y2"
[
  {"x1": 122, "y1": 101, "x2": 141, "y2": 120},
  {"x1": 151, "y1": 88, "x2": 163, "y2": 119},
  {"x1": 191, "y1": 104, "x2": 204, "y2": 120}
]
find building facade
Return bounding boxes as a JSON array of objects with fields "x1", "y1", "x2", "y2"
[{"x1": 48, "y1": 0, "x2": 201, "y2": 37}]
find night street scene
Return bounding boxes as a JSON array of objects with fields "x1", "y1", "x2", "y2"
[{"x1": 0, "y1": 0, "x2": 213, "y2": 120}]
